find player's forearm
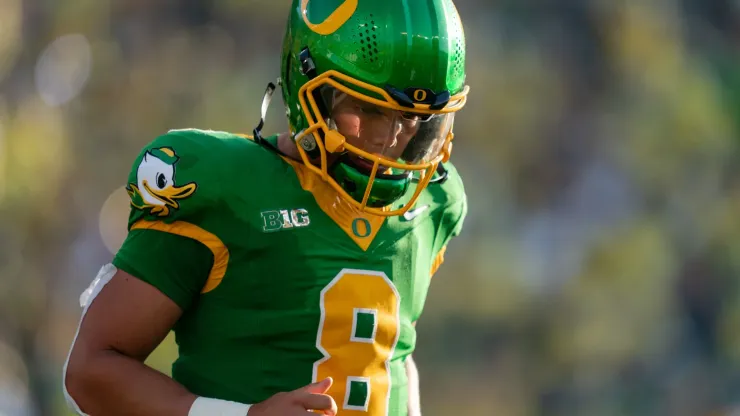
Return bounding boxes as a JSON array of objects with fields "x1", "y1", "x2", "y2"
[
  {"x1": 66, "y1": 349, "x2": 196, "y2": 416},
  {"x1": 405, "y1": 355, "x2": 422, "y2": 416}
]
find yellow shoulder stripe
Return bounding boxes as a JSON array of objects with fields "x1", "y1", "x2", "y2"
[
  {"x1": 131, "y1": 220, "x2": 229, "y2": 293},
  {"x1": 430, "y1": 246, "x2": 447, "y2": 277}
]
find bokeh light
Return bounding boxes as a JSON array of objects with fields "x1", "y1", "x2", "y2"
[
  {"x1": 0, "y1": 0, "x2": 22, "y2": 84},
  {"x1": 35, "y1": 34, "x2": 92, "y2": 107},
  {"x1": 98, "y1": 186, "x2": 131, "y2": 255}
]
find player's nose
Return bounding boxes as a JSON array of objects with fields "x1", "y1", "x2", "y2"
[{"x1": 364, "y1": 123, "x2": 401, "y2": 150}]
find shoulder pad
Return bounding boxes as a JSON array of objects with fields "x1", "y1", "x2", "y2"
[
  {"x1": 124, "y1": 130, "x2": 225, "y2": 228},
  {"x1": 425, "y1": 162, "x2": 466, "y2": 208},
  {"x1": 429, "y1": 162, "x2": 467, "y2": 252}
]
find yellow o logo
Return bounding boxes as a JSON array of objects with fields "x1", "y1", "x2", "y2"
[
  {"x1": 301, "y1": 0, "x2": 358, "y2": 35},
  {"x1": 413, "y1": 89, "x2": 428, "y2": 102}
]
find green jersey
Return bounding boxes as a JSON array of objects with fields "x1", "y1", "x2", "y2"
[{"x1": 112, "y1": 128, "x2": 467, "y2": 416}]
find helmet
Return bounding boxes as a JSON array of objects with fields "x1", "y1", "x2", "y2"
[{"x1": 280, "y1": 0, "x2": 469, "y2": 216}]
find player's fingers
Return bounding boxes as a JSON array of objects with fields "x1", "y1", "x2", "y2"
[
  {"x1": 296, "y1": 377, "x2": 333, "y2": 394},
  {"x1": 322, "y1": 394, "x2": 338, "y2": 416},
  {"x1": 294, "y1": 393, "x2": 337, "y2": 415},
  {"x1": 316, "y1": 393, "x2": 337, "y2": 416},
  {"x1": 300, "y1": 410, "x2": 335, "y2": 416}
]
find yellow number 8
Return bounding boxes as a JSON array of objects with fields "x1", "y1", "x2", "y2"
[{"x1": 313, "y1": 269, "x2": 401, "y2": 415}]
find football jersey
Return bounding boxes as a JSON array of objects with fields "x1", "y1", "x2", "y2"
[{"x1": 112, "y1": 128, "x2": 467, "y2": 415}]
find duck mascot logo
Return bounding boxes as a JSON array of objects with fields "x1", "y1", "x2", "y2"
[{"x1": 126, "y1": 147, "x2": 197, "y2": 217}]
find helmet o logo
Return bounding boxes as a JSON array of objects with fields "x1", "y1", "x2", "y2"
[
  {"x1": 413, "y1": 89, "x2": 428, "y2": 102},
  {"x1": 301, "y1": 0, "x2": 358, "y2": 35}
]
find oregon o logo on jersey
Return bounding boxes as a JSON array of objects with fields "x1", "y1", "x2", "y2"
[
  {"x1": 126, "y1": 147, "x2": 197, "y2": 217},
  {"x1": 352, "y1": 218, "x2": 372, "y2": 238}
]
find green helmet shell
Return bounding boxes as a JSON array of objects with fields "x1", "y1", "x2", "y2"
[
  {"x1": 281, "y1": 0, "x2": 466, "y2": 134},
  {"x1": 279, "y1": 0, "x2": 467, "y2": 210}
]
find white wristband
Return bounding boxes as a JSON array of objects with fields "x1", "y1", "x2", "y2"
[{"x1": 188, "y1": 397, "x2": 252, "y2": 416}]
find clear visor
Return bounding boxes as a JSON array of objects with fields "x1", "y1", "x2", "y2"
[{"x1": 323, "y1": 87, "x2": 454, "y2": 168}]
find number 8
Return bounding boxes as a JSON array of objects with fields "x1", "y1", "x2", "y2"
[{"x1": 313, "y1": 269, "x2": 401, "y2": 415}]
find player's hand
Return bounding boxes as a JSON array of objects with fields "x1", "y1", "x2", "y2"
[{"x1": 247, "y1": 377, "x2": 337, "y2": 416}]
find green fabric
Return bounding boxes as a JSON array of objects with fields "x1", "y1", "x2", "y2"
[
  {"x1": 113, "y1": 229, "x2": 214, "y2": 311},
  {"x1": 348, "y1": 379, "x2": 370, "y2": 408},
  {"x1": 354, "y1": 311, "x2": 376, "y2": 340},
  {"x1": 281, "y1": 0, "x2": 467, "y2": 135},
  {"x1": 114, "y1": 128, "x2": 467, "y2": 415}
]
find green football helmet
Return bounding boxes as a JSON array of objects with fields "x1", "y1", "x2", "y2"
[{"x1": 280, "y1": 0, "x2": 469, "y2": 216}]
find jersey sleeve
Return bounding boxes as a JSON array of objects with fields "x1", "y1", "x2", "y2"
[
  {"x1": 112, "y1": 130, "x2": 223, "y2": 310},
  {"x1": 113, "y1": 230, "x2": 214, "y2": 310}
]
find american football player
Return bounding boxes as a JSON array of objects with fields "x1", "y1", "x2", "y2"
[{"x1": 64, "y1": 0, "x2": 469, "y2": 415}]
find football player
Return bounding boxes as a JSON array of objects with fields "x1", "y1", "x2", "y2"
[{"x1": 63, "y1": 0, "x2": 469, "y2": 415}]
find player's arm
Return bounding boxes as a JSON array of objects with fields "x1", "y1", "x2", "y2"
[
  {"x1": 64, "y1": 264, "x2": 336, "y2": 416},
  {"x1": 64, "y1": 132, "x2": 221, "y2": 415},
  {"x1": 64, "y1": 267, "x2": 197, "y2": 416},
  {"x1": 65, "y1": 131, "x2": 336, "y2": 416}
]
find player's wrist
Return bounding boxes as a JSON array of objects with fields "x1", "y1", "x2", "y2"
[{"x1": 188, "y1": 396, "x2": 252, "y2": 416}]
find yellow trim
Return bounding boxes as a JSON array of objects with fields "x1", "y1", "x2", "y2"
[
  {"x1": 303, "y1": 70, "x2": 468, "y2": 115},
  {"x1": 315, "y1": 270, "x2": 399, "y2": 416},
  {"x1": 160, "y1": 148, "x2": 175, "y2": 157},
  {"x1": 300, "y1": 0, "x2": 358, "y2": 35},
  {"x1": 281, "y1": 157, "x2": 386, "y2": 251},
  {"x1": 142, "y1": 180, "x2": 197, "y2": 207},
  {"x1": 294, "y1": 69, "x2": 465, "y2": 217},
  {"x1": 413, "y1": 89, "x2": 428, "y2": 102},
  {"x1": 242, "y1": 132, "x2": 387, "y2": 248},
  {"x1": 430, "y1": 246, "x2": 447, "y2": 277},
  {"x1": 131, "y1": 220, "x2": 229, "y2": 293}
]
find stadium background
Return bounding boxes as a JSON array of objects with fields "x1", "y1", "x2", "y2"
[{"x1": 2, "y1": 0, "x2": 740, "y2": 415}]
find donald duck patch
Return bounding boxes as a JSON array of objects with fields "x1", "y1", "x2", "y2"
[{"x1": 126, "y1": 147, "x2": 197, "y2": 217}]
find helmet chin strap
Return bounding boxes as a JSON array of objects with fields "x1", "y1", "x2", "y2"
[
  {"x1": 426, "y1": 163, "x2": 448, "y2": 184},
  {"x1": 252, "y1": 81, "x2": 291, "y2": 158},
  {"x1": 254, "y1": 81, "x2": 275, "y2": 139}
]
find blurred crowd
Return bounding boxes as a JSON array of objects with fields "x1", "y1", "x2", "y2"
[{"x1": 2, "y1": 0, "x2": 740, "y2": 415}]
